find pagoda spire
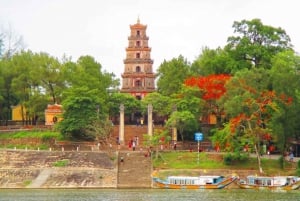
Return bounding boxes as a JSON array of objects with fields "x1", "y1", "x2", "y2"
[{"x1": 137, "y1": 16, "x2": 140, "y2": 24}]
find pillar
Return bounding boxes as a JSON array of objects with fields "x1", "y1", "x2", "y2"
[
  {"x1": 119, "y1": 104, "x2": 125, "y2": 145},
  {"x1": 172, "y1": 105, "x2": 177, "y2": 142},
  {"x1": 147, "y1": 104, "x2": 153, "y2": 136}
]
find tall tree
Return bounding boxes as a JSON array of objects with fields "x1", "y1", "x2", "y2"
[
  {"x1": 32, "y1": 52, "x2": 65, "y2": 104},
  {"x1": 220, "y1": 69, "x2": 292, "y2": 173},
  {"x1": 165, "y1": 110, "x2": 197, "y2": 142},
  {"x1": 191, "y1": 47, "x2": 236, "y2": 75},
  {"x1": 58, "y1": 87, "x2": 102, "y2": 140},
  {"x1": 226, "y1": 18, "x2": 292, "y2": 69},
  {"x1": 269, "y1": 51, "x2": 300, "y2": 157},
  {"x1": 156, "y1": 55, "x2": 191, "y2": 96},
  {"x1": 141, "y1": 92, "x2": 172, "y2": 117}
]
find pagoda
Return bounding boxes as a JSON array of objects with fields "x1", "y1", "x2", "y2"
[{"x1": 120, "y1": 18, "x2": 156, "y2": 99}]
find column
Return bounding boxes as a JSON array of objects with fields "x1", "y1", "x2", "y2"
[
  {"x1": 172, "y1": 105, "x2": 177, "y2": 142},
  {"x1": 119, "y1": 104, "x2": 125, "y2": 145},
  {"x1": 147, "y1": 104, "x2": 153, "y2": 136}
]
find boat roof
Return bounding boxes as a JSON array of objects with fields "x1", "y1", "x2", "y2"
[
  {"x1": 168, "y1": 175, "x2": 223, "y2": 179},
  {"x1": 247, "y1": 175, "x2": 298, "y2": 179}
]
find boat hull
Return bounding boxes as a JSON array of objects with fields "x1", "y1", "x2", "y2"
[
  {"x1": 153, "y1": 176, "x2": 237, "y2": 189},
  {"x1": 236, "y1": 180, "x2": 300, "y2": 191}
]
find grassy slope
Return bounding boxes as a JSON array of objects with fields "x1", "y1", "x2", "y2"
[{"x1": 152, "y1": 151, "x2": 296, "y2": 176}]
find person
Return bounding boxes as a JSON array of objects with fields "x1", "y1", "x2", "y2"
[
  {"x1": 132, "y1": 140, "x2": 136, "y2": 151},
  {"x1": 289, "y1": 152, "x2": 294, "y2": 162},
  {"x1": 120, "y1": 156, "x2": 124, "y2": 164},
  {"x1": 173, "y1": 142, "x2": 177, "y2": 150},
  {"x1": 140, "y1": 118, "x2": 144, "y2": 127}
]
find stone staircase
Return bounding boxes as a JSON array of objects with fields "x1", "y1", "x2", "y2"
[
  {"x1": 111, "y1": 125, "x2": 164, "y2": 149},
  {"x1": 117, "y1": 151, "x2": 152, "y2": 188}
]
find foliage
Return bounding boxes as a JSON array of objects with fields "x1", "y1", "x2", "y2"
[
  {"x1": 269, "y1": 51, "x2": 300, "y2": 153},
  {"x1": 57, "y1": 87, "x2": 103, "y2": 140},
  {"x1": 220, "y1": 68, "x2": 293, "y2": 173},
  {"x1": 156, "y1": 55, "x2": 191, "y2": 96},
  {"x1": 210, "y1": 123, "x2": 244, "y2": 152},
  {"x1": 226, "y1": 18, "x2": 292, "y2": 69},
  {"x1": 223, "y1": 152, "x2": 249, "y2": 165},
  {"x1": 143, "y1": 129, "x2": 171, "y2": 159},
  {"x1": 191, "y1": 47, "x2": 235, "y2": 75},
  {"x1": 108, "y1": 92, "x2": 141, "y2": 116},
  {"x1": 141, "y1": 92, "x2": 172, "y2": 116},
  {"x1": 278, "y1": 156, "x2": 284, "y2": 169},
  {"x1": 165, "y1": 111, "x2": 198, "y2": 141},
  {"x1": 85, "y1": 118, "x2": 114, "y2": 143}
]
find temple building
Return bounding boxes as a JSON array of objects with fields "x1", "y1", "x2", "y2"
[{"x1": 120, "y1": 18, "x2": 156, "y2": 99}]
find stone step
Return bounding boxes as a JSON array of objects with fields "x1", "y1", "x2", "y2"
[
  {"x1": 117, "y1": 151, "x2": 152, "y2": 188},
  {"x1": 28, "y1": 169, "x2": 53, "y2": 188}
]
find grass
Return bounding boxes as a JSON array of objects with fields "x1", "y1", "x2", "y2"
[
  {"x1": 152, "y1": 151, "x2": 297, "y2": 176},
  {"x1": 53, "y1": 159, "x2": 69, "y2": 167},
  {"x1": 0, "y1": 131, "x2": 64, "y2": 140}
]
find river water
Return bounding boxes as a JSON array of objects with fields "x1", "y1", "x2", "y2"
[{"x1": 0, "y1": 189, "x2": 299, "y2": 201}]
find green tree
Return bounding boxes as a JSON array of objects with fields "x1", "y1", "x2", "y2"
[
  {"x1": 220, "y1": 69, "x2": 292, "y2": 173},
  {"x1": 141, "y1": 92, "x2": 172, "y2": 117},
  {"x1": 10, "y1": 50, "x2": 35, "y2": 124},
  {"x1": 165, "y1": 111, "x2": 197, "y2": 142},
  {"x1": 269, "y1": 51, "x2": 300, "y2": 156},
  {"x1": 107, "y1": 92, "x2": 141, "y2": 117},
  {"x1": 191, "y1": 47, "x2": 236, "y2": 75},
  {"x1": 32, "y1": 52, "x2": 65, "y2": 104},
  {"x1": 226, "y1": 18, "x2": 292, "y2": 69},
  {"x1": 0, "y1": 59, "x2": 16, "y2": 124},
  {"x1": 58, "y1": 87, "x2": 102, "y2": 140},
  {"x1": 156, "y1": 55, "x2": 191, "y2": 96}
]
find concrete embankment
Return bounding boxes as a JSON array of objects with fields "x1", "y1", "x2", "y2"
[{"x1": 0, "y1": 150, "x2": 118, "y2": 188}]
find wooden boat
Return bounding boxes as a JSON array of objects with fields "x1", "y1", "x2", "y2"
[
  {"x1": 236, "y1": 175, "x2": 300, "y2": 190},
  {"x1": 152, "y1": 175, "x2": 237, "y2": 189}
]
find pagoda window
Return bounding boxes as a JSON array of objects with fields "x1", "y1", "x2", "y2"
[
  {"x1": 136, "y1": 53, "x2": 140, "y2": 58},
  {"x1": 136, "y1": 41, "x2": 140, "y2": 47},
  {"x1": 136, "y1": 66, "x2": 141, "y2": 72},
  {"x1": 135, "y1": 80, "x2": 141, "y2": 87},
  {"x1": 137, "y1": 30, "x2": 140, "y2": 36}
]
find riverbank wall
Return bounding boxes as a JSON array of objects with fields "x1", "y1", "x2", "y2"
[{"x1": 0, "y1": 150, "x2": 118, "y2": 188}]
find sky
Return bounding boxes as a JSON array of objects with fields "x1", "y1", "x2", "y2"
[{"x1": 1, "y1": 0, "x2": 300, "y2": 79}]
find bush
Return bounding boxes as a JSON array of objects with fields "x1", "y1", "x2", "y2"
[
  {"x1": 278, "y1": 156, "x2": 284, "y2": 169},
  {"x1": 223, "y1": 153, "x2": 233, "y2": 165},
  {"x1": 223, "y1": 152, "x2": 249, "y2": 165}
]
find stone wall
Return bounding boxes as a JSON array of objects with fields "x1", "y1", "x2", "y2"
[{"x1": 0, "y1": 150, "x2": 118, "y2": 188}]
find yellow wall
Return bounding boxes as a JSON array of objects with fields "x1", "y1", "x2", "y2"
[{"x1": 12, "y1": 105, "x2": 26, "y2": 121}]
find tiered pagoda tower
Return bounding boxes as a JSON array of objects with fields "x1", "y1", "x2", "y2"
[{"x1": 120, "y1": 18, "x2": 156, "y2": 100}]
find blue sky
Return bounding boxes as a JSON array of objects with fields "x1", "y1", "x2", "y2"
[{"x1": 1, "y1": 0, "x2": 299, "y2": 79}]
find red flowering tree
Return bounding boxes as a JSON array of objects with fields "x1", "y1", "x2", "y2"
[
  {"x1": 224, "y1": 76, "x2": 292, "y2": 173},
  {"x1": 184, "y1": 74, "x2": 231, "y2": 125}
]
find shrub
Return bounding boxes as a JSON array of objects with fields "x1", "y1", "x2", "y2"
[
  {"x1": 278, "y1": 156, "x2": 284, "y2": 169},
  {"x1": 223, "y1": 153, "x2": 233, "y2": 165},
  {"x1": 223, "y1": 152, "x2": 249, "y2": 165}
]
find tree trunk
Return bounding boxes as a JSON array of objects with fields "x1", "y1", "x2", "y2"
[
  {"x1": 254, "y1": 143, "x2": 263, "y2": 173},
  {"x1": 247, "y1": 120, "x2": 263, "y2": 174}
]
